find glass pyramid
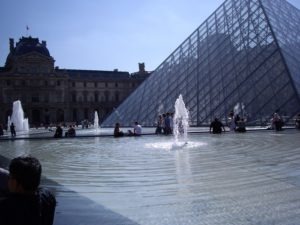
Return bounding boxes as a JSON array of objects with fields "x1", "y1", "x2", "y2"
[{"x1": 103, "y1": 0, "x2": 300, "y2": 127}]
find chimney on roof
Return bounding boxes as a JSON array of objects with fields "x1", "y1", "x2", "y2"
[
  {"x1": 9, "y1": 38, "x2": 14, "y2": 52},
  {"x1": 138, "y1": 62, "x2": 145, "y2": 73},
  {"x1": 42, "y1": 40, "x2": 47, "y2": 47}
]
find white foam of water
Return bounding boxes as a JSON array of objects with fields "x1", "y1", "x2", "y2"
[
  {"x1": 8, "y1": 100, "x2": 29, "y2": 132},
  {"x1": 145, "y1": 141, "x2": 207, "y2": 151},
  {"x1": 94, "y1": 111, "x2": 99, "y2": 130},
  {"x1": 173, "y1": 94, "x2": 189, "y2": 143}
]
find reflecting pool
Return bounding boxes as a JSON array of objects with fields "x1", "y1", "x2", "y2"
[{"x1": 1, "y1": 129, "x2": 300, "y2": 225}]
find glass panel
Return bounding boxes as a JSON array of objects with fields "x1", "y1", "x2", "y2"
[{"x1": 102, "y1": 0, "x2": 300, "y2": 127}]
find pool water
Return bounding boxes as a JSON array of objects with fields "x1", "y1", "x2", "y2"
[{"x1": 1, "y1": 130, "x2": 300, "y2": 225}]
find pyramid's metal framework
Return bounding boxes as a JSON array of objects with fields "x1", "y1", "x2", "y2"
[{"x1": 103, "y1": 0, "x2": 300, "y2": 127}]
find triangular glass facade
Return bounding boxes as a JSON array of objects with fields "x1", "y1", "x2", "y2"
[{"x1": 102, "y1": 0, "x2": 300, "y2": 127}]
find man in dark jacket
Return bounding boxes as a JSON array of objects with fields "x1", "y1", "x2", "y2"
[
  {"x1": 0, "y1": 156, "x2": 56, "y2": 225},
  {"x1": 210, "y1": 118, "x2": 226, "y2": 134}
]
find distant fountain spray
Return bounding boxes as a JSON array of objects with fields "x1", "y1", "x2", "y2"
[
  {"x1": 94, "y1": 111, "x2": 99, "y2": 130},
  {"x1": 234, "y1": 102, "x2": 245, "y2": 117},
  {"x1": 173, "y1": 94, "x2": 189, "y2": 144},
  {"x1": 113, "y1": 108, "x2": 121, "y2": 121},
  {"x1": 8, "y1": 100, "x2": 29, "y2": 132}
]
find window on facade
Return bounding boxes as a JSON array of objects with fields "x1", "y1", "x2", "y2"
[
  {"x1": 44, "y1": 81, "x2": 48, "y2": 86},
  {"x1": 57, "y1": 80, "x2": 61, "y2": 86},
  {"x1": 105, "y1": 92, "x2": 109, "y2": 102},
  {"x1": 6, "y1": 80, "x2": 11, "y2": 86},
  {"x1": 84, "y1": 108, "x2": 89, "y2": 119},
  {"x1": 115, "y1": 92, "x2": 119, "y2": 102},
  {"x1": 72, "y1": 82, "x2": 75, "y2": 87},
  {"x1": 115, "y1": 82, "x2": 118, "y2": 87},
  {"x1": 84, "y1": 82, "x2": 87, "y2": 87},
  {"x1": 72, "y1": 93, "x2": 76, "y2": 103},
  {"x1": 105, "y1": 82, "x2": 108, "y2": 88},
  {"x1": 73, "y1": 109, "x2": 77, "y2": 121},
  {"x1": 21, "y1": 95, "x2": 27, "y2": 103},
  {"x1": 94, "y1": 82, "x2": 97, "y2": 88},
  {"x1": 44, "y1": 94, "x2": 49, "y2": 103},
  {"x1": 32, "y1": 94, "x2": 39, "y2": 103},
  {"x1": 94, "y1": 93, "x2": 98, "y2": 102}
]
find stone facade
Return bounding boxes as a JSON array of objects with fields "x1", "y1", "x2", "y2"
[{"x1": 0, "y1": 36, "x2": 149, "y2": 127}]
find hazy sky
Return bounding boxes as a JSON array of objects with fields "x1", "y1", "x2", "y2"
[{"x1": 1, "y1": 0, "x2": 300, "y2": 73}]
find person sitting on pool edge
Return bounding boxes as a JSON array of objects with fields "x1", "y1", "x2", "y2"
[
  {"x1": 114, "y1": 122, "x2": 124, "y2": 137},
  {"x1": 209, "y1": 117, "x2": 225, "y2": 134},
  {"x1": 128, "y1": 121, "x2": 142, "y2": 136},
  {"x1": 65, "y1": 125, "x2": 76, "y2": 137},
  {"x1": 0, "y1": 155, "x2": 56, "y2": 225}
]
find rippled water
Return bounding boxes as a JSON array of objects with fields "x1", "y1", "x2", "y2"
[{"x1": 1, "y1": 130, "x2": 300, "y2": 225}]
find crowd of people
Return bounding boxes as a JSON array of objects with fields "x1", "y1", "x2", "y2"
[
  {"x1": 155, "y1": 113, "x2": 174, "y2": 135},
  {"x1": 0, "y1": 110, "x2": 299, "y2": 225},
  {"x1": 1, "y1": 111, "x2": 300, "y2": 139},
  {"x1": 114, "y1": 121, "x2": 142, "y2": 137}
]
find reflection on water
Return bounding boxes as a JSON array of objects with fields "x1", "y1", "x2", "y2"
[
  {"x1": 145, "y1": 141, "x2": 207, "y2": 151},
  {"x1": 1, "y1": 131, "x2": 300, "y2": 225}
]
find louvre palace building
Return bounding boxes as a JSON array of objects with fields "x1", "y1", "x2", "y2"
[
  {"x1": 0, "y1": 36, "x2": 149, "y2": 127},
  {"x1": 103, "y1": 0, "x2": 300, "y2": 127}
]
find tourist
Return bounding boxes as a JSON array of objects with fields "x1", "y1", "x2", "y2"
[
  {"x1": 114, "y1": 122, "x2": 124, "y2": 137},
  {"x1": 164, "y1": 113, "x2": 172, "y2": 135},
  {"x1": 10, "y1": 122, "x2": 16, "y2": 137},
  {"x1": 0, "y1": 124, "x2": 4, "y2": 136},
  {"x1": 0, "y1": 155, "x2": 56, "y2": 225},
  {"x1": 155, "y1": 115, "x2": 163, "y2": 134},
  {"x1": 65, "y1": 125, "x2": 76, "y2": 137},
  {"x1": 53, "y1": 125, "x2": 63, "y2": 138},
  {"x1": 295, "y1": 113, "x2": 300, "y2": 129},
  {"x1": 128, "y1": 121, "x2": 142, "y2": 136},
  {"x1": 228, "y1": 111, "x2": 236, "y2": 131},
  {"x1": 272, "y1": 112, "x2": 283, "y2": 131},
  {"x1": 0, "y1": 168, "x2": 9, "y2": 196},
  {"x1": 162, "y1": 114, "x2": 166, "y2": 134},
  {"x1": 210, "y1": 118, "x2": 225, "y2": 134},
  {"x1": 235, "y1": 118, "x2": 246, "y2": 132}
]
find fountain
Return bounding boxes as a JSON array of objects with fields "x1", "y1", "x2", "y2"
[
  {"x1": 8, "y1": 100, "x2": 29, "y2": 132},
  {"x1": 173, "y1": 94, "x2": 189, "y2": 144},
  {"x1": 94, "y1": 111, "x2": 99, "y2": 129},
  {"x1": 234, "y1": 102, "x2": 245, "y2": 117}
]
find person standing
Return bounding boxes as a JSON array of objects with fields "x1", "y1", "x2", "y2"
[
  {"x1": 295, "y1": 113, "x2": 300, "y2": 129},
  {"x1": 0, "y1": 155, "x2": 56, "y2": 225},
  {"x1": 10, "y1": 123, "x2": 16, "y2": 137},
  {"x1": 155, "y1": 115, "x2": 163, "y2": 134},
  {"x1": 272, "y1": 112, "x2": 283, "y2": 131},
  {"x1": 0, "y1": 124, "x2": 4, "y2": 136}
]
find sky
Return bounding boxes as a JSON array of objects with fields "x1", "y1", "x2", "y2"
[{"x1": 1, "y1": 0, "x2": 300, "y2": 73}]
